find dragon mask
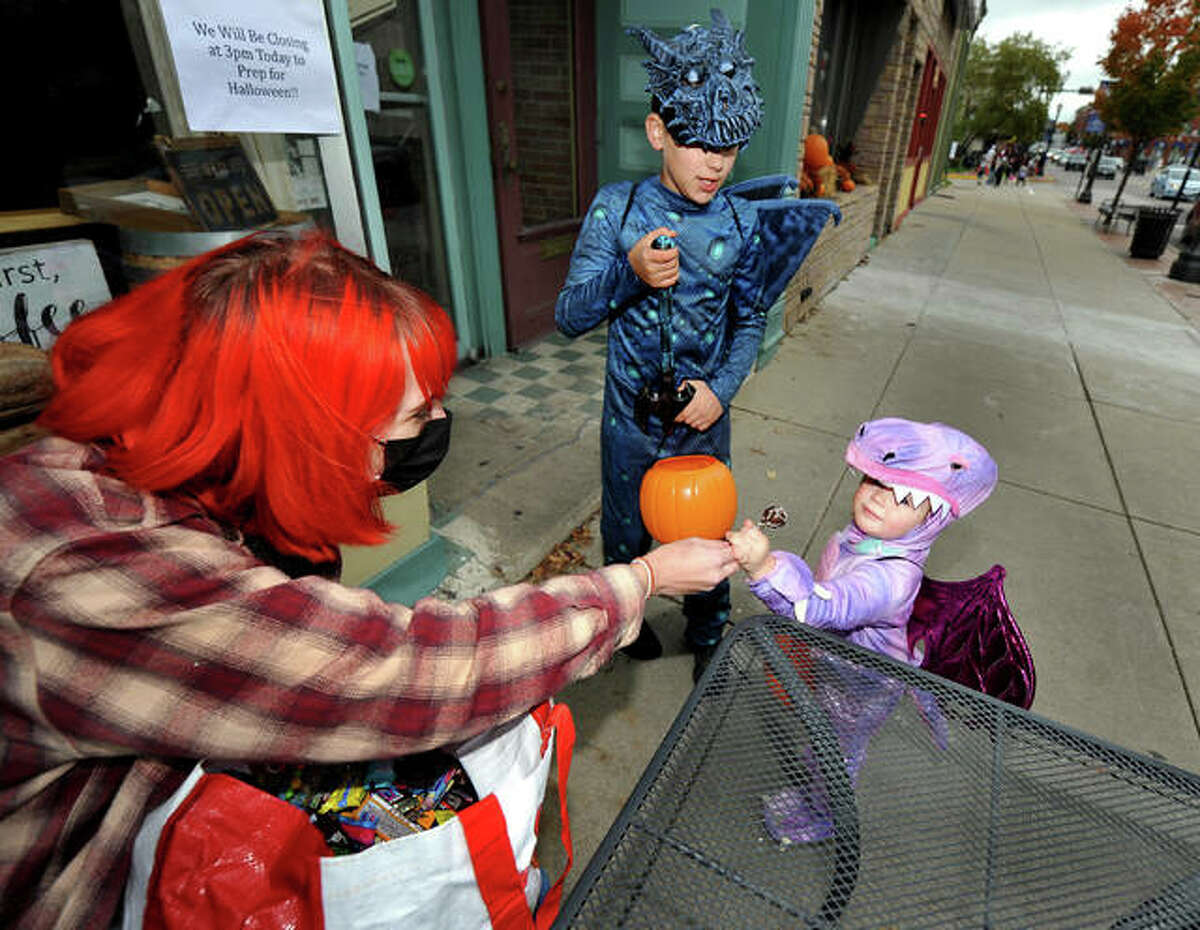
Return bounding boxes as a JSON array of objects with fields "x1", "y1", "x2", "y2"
[{"x1": 627, "y1": 8, "x2": 764, "y2": 150}]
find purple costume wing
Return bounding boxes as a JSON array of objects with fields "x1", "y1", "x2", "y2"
[{"x1": 909, "y1": 564, "x2": 1036, "y2": 709}]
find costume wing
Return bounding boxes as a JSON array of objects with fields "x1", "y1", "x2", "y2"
[
  {"x1": 907, "y1": 564, "x2": 1036, "y2": 709},
  {"x1": 724, "y1": 174, "x2": 800, "y2": 201},
  {"x1": 731, "y1": 185, "x2": 841, "y2": 312}
]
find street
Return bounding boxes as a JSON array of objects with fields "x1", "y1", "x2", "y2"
[{"x1": 1042, "y1": 159, "x2": 1197, "y2": 218}]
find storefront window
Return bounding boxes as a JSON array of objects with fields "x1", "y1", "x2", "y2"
[
  {"x1": 1, "y1": 0, "x2": 339, "y2": 326},
  {"x1": 509, "y1": 0, "x2": 578, "y2": 230},
  {"x1": 353, "y1": 3, "x2": 451, "y2": 309},
  {"x1": 3, "y1": 2, "x2": 162, "y2": 214},
  {"x1": 809, "y1": 0, "x2": 904, "y2": 156}
]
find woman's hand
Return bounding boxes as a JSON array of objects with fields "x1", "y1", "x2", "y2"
[
  {"x1": 641, "y1": 537, "x2": 738, "y2": 596},
  {"x1": 627, "y1": 228, "x2": 678, "y2": 288},
  {"x1": 726, "y1": 519, "x2": 774, "y2": 580}
]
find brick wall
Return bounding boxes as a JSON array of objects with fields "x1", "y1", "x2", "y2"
[
  {"x1": 879, "y1": 14, "x2": 922, "y2": 233},
  {"x1": 510, "y1": 0, "x2": 575, "y2": 227},
  {"x1": 782, "y1": 183, "x2": 878, "y2": 330}
]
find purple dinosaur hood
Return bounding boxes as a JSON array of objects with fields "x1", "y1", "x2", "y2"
[{"x1": 845, "y1": 418, "x2": 997, "y2": 521}]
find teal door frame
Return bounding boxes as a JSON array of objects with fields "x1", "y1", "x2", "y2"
[
  {"x1": 321, "y1": 0, "x2": 390, "y2": 269},
  {"x1": 740, "y1": 2, "x2": 816, "y2": 180},
  {"x1": 740, "y1": 1, "x2": 818, "y2": 368},
  {"x1": 322, "y1": 0, "x2": 506, "y2": 360},
  {"x1": 417, "y1": 0, "x2": 508, "y2": 359}
]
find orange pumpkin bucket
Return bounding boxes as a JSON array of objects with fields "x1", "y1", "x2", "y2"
[{"x1": 639, "y1": 454, "x2": 738, "y2": 543}]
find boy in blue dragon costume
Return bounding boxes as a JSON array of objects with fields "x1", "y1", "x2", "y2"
[{"x1": 555, "y1": 9, "x2": 839, "y2": 681}]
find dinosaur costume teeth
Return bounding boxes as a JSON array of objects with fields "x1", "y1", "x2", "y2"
[
  {"x1": 627, "y1": 8, "x2": 764, "y2": 150},
  {"x1": 846, "y1": 418, "x2": 997, "y2": 520},
  {"x1": 885, "y1": 483, "x2": 950, "y2": 517}
]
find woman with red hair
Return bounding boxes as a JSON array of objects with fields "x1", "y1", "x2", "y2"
[{"x1": 0, "y1": 232, "x2": 737, "y2": 929}]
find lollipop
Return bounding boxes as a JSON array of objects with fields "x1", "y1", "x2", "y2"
[{"x1": 758, "y1": 504, "x2": 788, "y2": 530}]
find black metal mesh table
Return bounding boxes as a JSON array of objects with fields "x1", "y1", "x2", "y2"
[{"x1": 554, "y1": 616, "x2": 1200, "y2": 928}]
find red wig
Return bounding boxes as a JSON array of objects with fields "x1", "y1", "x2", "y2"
[{"x1": 40, "y1": 231, "x2": 457, "y2": 561}]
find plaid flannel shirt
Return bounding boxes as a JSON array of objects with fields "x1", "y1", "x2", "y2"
[{"x1": 1, "y1": 438, "x2": 643, "y2": 929}]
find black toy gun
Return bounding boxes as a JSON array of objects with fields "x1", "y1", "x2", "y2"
[{"x1": 634, "y1": 234, "x2": 695, "y2": 435}]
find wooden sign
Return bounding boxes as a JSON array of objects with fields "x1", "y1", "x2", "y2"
[{"x1": 156, "y1": 134, "x2": 279, "y2": 231}]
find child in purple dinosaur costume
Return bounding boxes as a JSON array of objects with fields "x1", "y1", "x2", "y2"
[{"x1": 727, "y1": 417, "x2": 997, "y2": 843}]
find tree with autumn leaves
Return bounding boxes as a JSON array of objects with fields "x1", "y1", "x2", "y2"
[
  {"x1": 1097, "y1": 0, "x2": 1200, "y2": 222},
  {"x1": 953, "y1": 33, "x2": 1070, "y2": 152}
]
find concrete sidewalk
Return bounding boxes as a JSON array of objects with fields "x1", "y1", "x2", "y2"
[{"x1": 429, "y1": 177, "x2": 1200, "y2": 891}]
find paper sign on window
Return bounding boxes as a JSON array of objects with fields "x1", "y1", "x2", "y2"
[{"x1": 159, "y1": 0, "x2": 342, "y2": 134}]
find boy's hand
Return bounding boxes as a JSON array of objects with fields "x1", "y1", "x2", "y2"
[
  {"x1": 726, "y1": 519, "x2": 774, "y2": 579},
  {"x1": 675, "y1": 380, "x2": 723, "y2": 431},
  {"x1": 628, "y1": 228, "x2": 678, "y2": 288}
]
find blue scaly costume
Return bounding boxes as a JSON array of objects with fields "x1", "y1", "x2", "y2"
[{"x1": 555, "y1": 10, "x2": 840, "y2": 652}]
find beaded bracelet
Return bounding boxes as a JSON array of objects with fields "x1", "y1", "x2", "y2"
[{"x1": 630, "y1": 557, "x2": 655, "y2": 601}]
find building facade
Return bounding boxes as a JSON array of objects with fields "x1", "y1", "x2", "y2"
[{"x1": 781, "y1": 0, "x2": 981, "y2": 331}]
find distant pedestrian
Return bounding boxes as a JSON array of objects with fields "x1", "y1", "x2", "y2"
[{"x1": 1017, "y1": 164, "x2": 1028, "y2": 186}]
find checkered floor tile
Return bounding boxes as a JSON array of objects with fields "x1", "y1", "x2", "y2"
[{"x1": 445, "y1": 327, "x2": 608, "y2": 422}]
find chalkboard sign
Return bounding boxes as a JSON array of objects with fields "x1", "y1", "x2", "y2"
[{"x1": 155, "y1": 134, "x2": 279, "y2": 231}]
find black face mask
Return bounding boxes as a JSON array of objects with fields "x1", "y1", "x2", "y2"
[{"x1": 378, "y1": 410, "x2": 452, "y2": 493}]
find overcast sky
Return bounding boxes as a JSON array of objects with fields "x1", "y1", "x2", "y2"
[{"x1": 976, "y1": 0, "x2": 1128, "y2": 119}]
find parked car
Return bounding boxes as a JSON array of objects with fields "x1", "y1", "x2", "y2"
[
  {"x1": 1095, "y1": 156, "x2": 1123, "y2": 179},
  {"x1": 1149, "y1": 165, "x2": 1200, "y2": 200},
  {"x1": 1063, "y1": 152, "x2": 1088, "y2": 171}
]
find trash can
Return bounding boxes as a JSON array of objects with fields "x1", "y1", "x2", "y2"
[{"x1": 1129, "y1": 206, "x2": 1180, "y2": 259}]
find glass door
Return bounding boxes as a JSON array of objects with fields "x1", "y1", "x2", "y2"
[{"x1": 353, "y1": 2, "x2": 451, "y2": 309}]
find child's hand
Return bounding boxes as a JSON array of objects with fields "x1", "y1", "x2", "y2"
[
  {"x1": 675, "y1": 379, "x2": 723, "y2": 431},
  {"x1": 628, "y1": 228, "x2": 678, "y2": 288},
  {"x1": 726, "y1": 519, "x2": 774, "y2": 580}
]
